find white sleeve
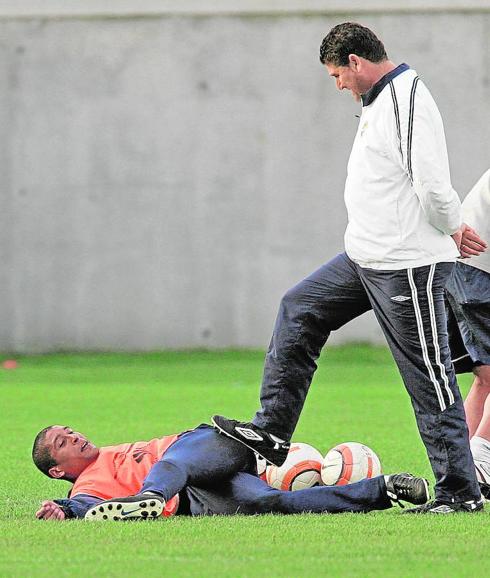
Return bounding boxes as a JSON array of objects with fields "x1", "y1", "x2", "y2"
[
  {"x1": 404, "y1": 81, "x2": 462, "y2": 235},
  {"x1": 461, "y1": 168, "x2": 490, "y2": 225}
]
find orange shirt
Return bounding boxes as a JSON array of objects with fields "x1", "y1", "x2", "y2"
[{"x1": 71, "y1": 434, "x2": 180, "y2": 515}]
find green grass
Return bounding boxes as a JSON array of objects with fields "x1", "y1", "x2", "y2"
[{"x1": 0, "y1": 346, "x2": 488, "y2": 578}]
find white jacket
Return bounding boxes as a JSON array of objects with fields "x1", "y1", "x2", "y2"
[
  {"x1": 344, "y1": 65, "x2": 461, "y2": 270},
  {"x1": 461, "y1": 168, "x2": 490, "y2": 274}
]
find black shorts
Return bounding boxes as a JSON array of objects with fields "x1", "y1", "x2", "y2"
[{"x1": 446, "y1": 261, "x2": 490, "y2": 373}]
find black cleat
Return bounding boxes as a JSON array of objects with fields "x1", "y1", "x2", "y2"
[
  {"x1": 85, "y1": 492, "x2": 165, "y2": 521},
  {"x1": 479, "y1": 483, "x2": 490, "y2": 500},
  {"x1": 385, "y1": 473, "x2": 430, "y2": 507},
  {"x1": 474, "y1": 461, "x2": 490, "y2": 499},
  {"x1": 212, "y1": 415, "x2": 290, "y2": 466},
  {"x1": 403, "y1": 497, "x2": 484, "y2": 514}
]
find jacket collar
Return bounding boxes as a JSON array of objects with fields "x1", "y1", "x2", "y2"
[{"x1": 361, "y1": 63, "x2": 410, "y2": 107}]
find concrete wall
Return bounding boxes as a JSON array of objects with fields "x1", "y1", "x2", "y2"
[{"x1": 1, "y1": 3, "x2": 489, "y2": 352}]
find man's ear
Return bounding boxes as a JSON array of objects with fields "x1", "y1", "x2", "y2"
[
  {"x1": 348, "y1": 54, "x2": 362, "y2": 71},
  {"x1": 48, "y1": 466, "x2": 65, "y2": 479}
]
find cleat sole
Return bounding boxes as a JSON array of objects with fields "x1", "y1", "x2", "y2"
[{"x1": 85, "y1": 498, "x2": 164, "y2": 522}]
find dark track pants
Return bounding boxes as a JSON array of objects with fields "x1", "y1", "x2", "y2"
[
  {"x1": 141, "y1": 425, "x2": 392, "y2": 515},
  {"x1": 251, "y1": 252, "x2": 480, "y2": 503}
]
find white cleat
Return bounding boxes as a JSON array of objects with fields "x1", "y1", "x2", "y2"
[{"x1": 85, "y1": 493, "x2": 165, "y2": 521}]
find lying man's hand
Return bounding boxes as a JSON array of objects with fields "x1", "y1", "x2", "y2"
[
  {"x1": 36, "y1": 500, "x2": 66, "y2": 521},
  {"x1": 460, "y1": 223, "x2": 488, "y2": 258}
]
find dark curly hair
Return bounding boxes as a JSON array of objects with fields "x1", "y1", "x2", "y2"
[{"x1": 319, "y1": 22, "x2": 387, "y2": 66}]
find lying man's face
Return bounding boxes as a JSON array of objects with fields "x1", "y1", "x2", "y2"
[{"x1": 44, "y1": 426, "x2": 100, "y2": 481}]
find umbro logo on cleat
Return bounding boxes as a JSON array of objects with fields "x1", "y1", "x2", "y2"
[
  {"x1": 391, "y1": 295, "x2": 411, "y2": 302},
  {"x1": 235, "y1": 427, "x2": 264, "y2": 441}
]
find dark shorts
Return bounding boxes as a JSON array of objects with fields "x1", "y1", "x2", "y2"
[{"x1": 446, "y1": 261, "x2": 490, "y2": 373}]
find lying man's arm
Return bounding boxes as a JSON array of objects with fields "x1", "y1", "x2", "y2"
[{"x1": 36, "y1": 494, "x2": 102, "y2": 520}]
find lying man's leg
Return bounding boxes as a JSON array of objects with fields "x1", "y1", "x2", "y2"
[
  {"x1": 140, "y1": 424, "x2": 256, "y2": 500},
  {"x1": 184, "y1": 472, "x2": 429, "y2": 516},
  {"x1": 85, "y1": 424, "x2": 256, "y2": 520},
  {"x1": 88, "y1": 471, "x2": 429, "y2": 519}
]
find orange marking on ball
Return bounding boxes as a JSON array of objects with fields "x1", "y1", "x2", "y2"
[
  {"x1": 162, "y1": 494, "x2": 179, "y2": 517},
  {"x1": 338, "y1": 444, "x2": 354, "y2": 485},
  {"x1": 280, "y1": 459, "x2": 322, "y2": 491},
  {"x1": 366, "y1": 454, "x2": 373, "y2": 478}
]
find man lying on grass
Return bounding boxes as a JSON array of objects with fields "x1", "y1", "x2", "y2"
[{"x1": 33, "y1": 423, "x2": 429, "y2": 521}]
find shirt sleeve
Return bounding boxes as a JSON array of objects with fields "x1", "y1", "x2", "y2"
[
  {"x1": 408, "y1": 88, "x2": 461, "y2": 235},
  {"x1": 54, "y1": 494, "x2": 102, "y2": 519}
]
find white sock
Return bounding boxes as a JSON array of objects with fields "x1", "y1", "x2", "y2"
[
  {"x1": 470, "y1": 436, "x2": 490, "y2": 463},
  {"x1": 142, "y1": 490, "x2": 164, "y2": 498}
]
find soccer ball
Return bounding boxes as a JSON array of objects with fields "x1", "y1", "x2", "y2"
[
  {"x1": 321, "y1": 442, "x2": 382, "y2": 486},
  {"x1": 256, "y1": 454, "x2": 268, "y2": 481},
  {"x1": 163, "y1": 494, "x2": 180, "y2": 517},
  {"x1": 266, "y1": 442, "x2": 323, "y2": 491}
]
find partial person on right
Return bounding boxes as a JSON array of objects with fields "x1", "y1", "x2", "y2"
[{"x1": 446, "y1": 168, "x2": 490, "y2": 494}]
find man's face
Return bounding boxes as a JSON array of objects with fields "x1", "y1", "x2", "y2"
[
  {"x1": 326, "y1": 59, "x2": 371, "y2": 103},
  {"x1": 44, "y1": 425, "x2": 99, "y2": 480}
]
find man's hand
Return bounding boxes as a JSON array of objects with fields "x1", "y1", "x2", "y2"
[
  {"x1": 459, "y1": 223, "x2": 488, "y2": 259},
  {"x1": 36, "y1": 501, "x2": 66, "y2": 521}
]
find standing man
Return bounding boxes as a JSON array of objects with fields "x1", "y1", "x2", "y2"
[
  {"x1": 446, "y1": 169, "x2": 490, "y2": 490},
  {"x1": 213, "y1": 22, "x2": 483, "y2": 514}
]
